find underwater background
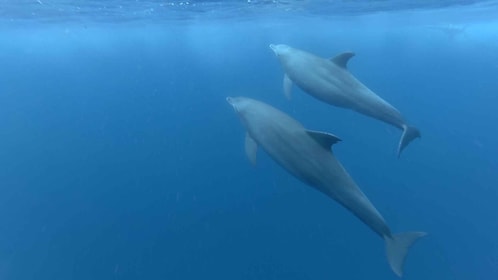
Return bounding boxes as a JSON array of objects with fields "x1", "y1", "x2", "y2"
[{"x1": 0, "y1": 0, "x2": 497, "y2": 279}]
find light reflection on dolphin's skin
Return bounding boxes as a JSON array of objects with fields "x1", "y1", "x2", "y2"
[{"x1": 269, "y1": 44, "x2": 420, "y2": 157}]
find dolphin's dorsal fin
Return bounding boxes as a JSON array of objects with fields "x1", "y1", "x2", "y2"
[
  {"x1": 331, "y1": 52, "x2": 355, "y2": 69},
  {"x1": 306, "y1": 130, "x2": 342, "y2": 150},
  {"x1": 245, "y1": 133, "x2": 258, "y2": 165}
]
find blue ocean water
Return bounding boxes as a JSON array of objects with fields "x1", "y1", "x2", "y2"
[{"x1": 0, "y1": 0, "x2": 497, "y2": 279}]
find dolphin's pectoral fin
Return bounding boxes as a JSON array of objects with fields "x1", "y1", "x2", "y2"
[
  {"x1": 331, "y1": 52, "x2": 355, "y2": 69},
  {"x1": 283, "y1": 74, "x2": 293, "y2": 100},
  {"x1": 306, "y1": 130, "x2": 342, "y2": 151},
  {"x1": 245, "y1": 133, "x2": 258, "y2": 165}
]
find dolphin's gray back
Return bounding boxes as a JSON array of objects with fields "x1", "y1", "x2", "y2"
[
  {"x1": 240, "y1": 99, "x2": 390, "y2": 237},
  {"x1": 283, "y1": 48, "x2": 406, "y2": 129}
]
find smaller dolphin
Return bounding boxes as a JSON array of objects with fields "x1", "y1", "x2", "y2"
[
  {"x1": 269, "y1": 44, "x2": 420, "y2": 157},
  {"x1": 227, "y1": 96, "x2": 426, "y2": 277}
]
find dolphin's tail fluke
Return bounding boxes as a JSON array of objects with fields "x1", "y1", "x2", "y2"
[
  {"x1": 385, "y1": 231, "x2": 426, "y2": 277},
  {"x1": 397, "y1": 125, "x2": 420, "y2": 157}
]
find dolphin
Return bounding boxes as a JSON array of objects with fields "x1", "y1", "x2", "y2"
[
  {"x1": 269, "y1": 44, "x2": 420, "y2": 157},
  {"x1": 227, "y1": 96, "x2": 426, "y2": 277}
]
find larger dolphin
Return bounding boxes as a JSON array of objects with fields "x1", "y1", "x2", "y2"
[
  {"x1": 269, "y1": 44, "x2": 420, "y2": 157},
  {"x1": 227, "y1": 96, "x2": 426, "y2": 277}
]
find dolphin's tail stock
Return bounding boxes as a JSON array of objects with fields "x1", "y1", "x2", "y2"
[
  {"x1": 385, "y1": 231, "x2": 426, "y2": 277},
  {"x1": 397, "y1": 125, "x2": 420, "y2": 157}
]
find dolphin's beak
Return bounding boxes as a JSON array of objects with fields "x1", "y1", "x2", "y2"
[
  {"x1": 226, "y1": 97, "x2": 237, "y2": 111},
  {"x1": 269, "y1": 44, "x2": 278, "y2": 55}
]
